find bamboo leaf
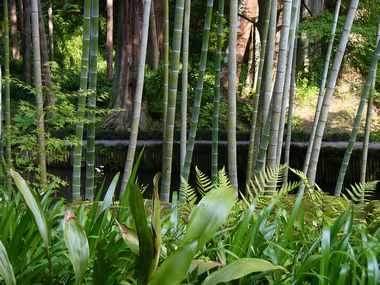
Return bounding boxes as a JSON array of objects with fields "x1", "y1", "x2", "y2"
[
  {"x1": 129, "y1": 184, "x2": 154, "y2": 284},
  {"x1": 0, "y1": 241, "x2": 16, "y2": 285},
  {"x1": 64, "y1": 209, "x2": 90, "y2": 285},
  {"x1": 201, "y1": 258, "x2": 285, "y2": 285},
  {"x1": 10, "y1": 169, "x2": 50, "y2": 249}
]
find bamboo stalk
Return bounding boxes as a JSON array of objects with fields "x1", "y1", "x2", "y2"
[
  {"x1": 163, "y1": 0, "x2": 169, "y2": 127},
  {"x1": 31, "y1": 0, "x2": 47, "y2": 189},
  {"x1": 360, "y1": 18, "x2": 380, "y2": 184},
  {"x1": 303, "y1": 0, "x2": 341, "y2": 175},
  {"x1": 180, "y1": 0, "x2": 191, "y2": 177},
  {"x1": 72, "y1": 0, "x2": 91, "y2": 200},
  {"x1": 211, "y1": 0, "x2": 225, "y2": 183},
  {"x1": 181, "y1": 0, "x2": 214, "y2": 188},
  {"x1": 307, "y1": 0, "x2": 359, "y2": 186},
  {"x1": 227, "y1": 0, "x2": 238, "y2": 189},
  {"x1": 334, "y1": 39, "x2": 380, "y2": 196},
  {"x1": 85, "y1": 0, "x2": 99, "y2": 201},
  {"x1": 160, "y1": 0, "x2": 185, "y2": 202}
]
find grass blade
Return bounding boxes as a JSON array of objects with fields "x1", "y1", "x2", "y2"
[
  {"x1": 101, "y1": 172, "x2": 120, "y2": 211},
  {"x1": 201, "y1": 258, "x2": 285, "y2": 285},
  {"x1": 64, "y1": 209, "x2": 90, "y2": 285},
  {"x1": 10, "y1": 169, "x2": 50, "y2": 249},
  {"x1": 0, "y1": 241, "x2": 16, "y2": 285}
]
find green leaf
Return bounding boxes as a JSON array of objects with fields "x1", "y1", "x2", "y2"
[
  {"x1": 189, "y1": 260, "x2": 222, "y2": 276},
  {"x1": 129, "y1": 184, "x2": 154, "y2": 284},
  {"x1": 182, "y1": 186, "x2": 237, "y2": 250},
  {"x1": 10, "y1": 169, "x2": 50, "y2": 249},
  {"x1": 150, "y1": 173, "x2": 162, "y2": 278},
  {"x1": 201, "y1": 258, "x2": 286, "y2": 285},
  {"x1": 64, "y1": 209, "x2": 90, "y2": 285},
  {"x1": 101, "y1": 172, "x2": 120, "y2": 211},
  {"x1": 0, "y1": 241, "x2": 16, "y2": 285},
  {"x1": 116, "y1": 220, "x2": 140, "y2": 255}
]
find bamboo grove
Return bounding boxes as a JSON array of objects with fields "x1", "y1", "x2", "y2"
[{"x1": 0, "y1": 0, "x2": 379, "y2": 203}]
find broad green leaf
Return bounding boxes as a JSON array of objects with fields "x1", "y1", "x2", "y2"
[
  {"x1": 320, "y1": 227, "x2": 330, "y2": 285},
  {"x1": 0, "y1": 241, "x2": 16, "y2": 285},
  {"x1": 116, "y1": 220, "x2": 139, "y2": 255},
  {"x1": 64, "y1": 209, "x2": 89, "y2": 285},
  {"x1": 101, "y1": 172, "x2": 120, "y2": 211},
  {"x1": 366, "y1": 248, "x2": 379, "y2": 285},
  {"x1": 129, "y1": 184, "x2": 154, "y2": 284},
  {"x1": 182, "y1": 186, "x2": 237, "y2": 250},
  {"x1": 149, "y1": 241, "x2": 197, "y2": 285},
  {"x1": 10, "y1": 169, "x2": 50, "y2": 249},
  {"x1": 201, "y1": 258, "x2": 286, "y2": 285}
]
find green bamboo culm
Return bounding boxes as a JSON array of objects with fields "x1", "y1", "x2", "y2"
[
  {"x1": 161, "y1": 0, "x2": 185, "y2": 202},
  {"x1": 227, "y1": 0, "x2": 238, "y2": 189},
  {"x1": 275, "y1": 0, "x2": 300, "y2": 167},
  {"x1": 360, "y1": 17, "x2": 380, "y2": 184},
  {"x1": 307, "y1": 0, "x2": 359, "y2": 186},
  {"x1": 0, "y1": 66, "x2": 3, "y2": 185},
  {"x1": 211, "y1": 0, "x2": 225, "y2": 183},
  {"x1": 72, "y1": 0, "x2": 91, "y2": 200},
  {"x1": 181, "y1": 0, "x2": 214, "y2": 190},
  {"x1": 3, "y1": 0, "x2": 12, "y2": 192},
  {"x1": 31, "y1": 0, "x2": 47, "y2": 189},
  {"x1": 85, "y1": 0, "x2": 99, "y2": 201},
  {"x1": 303, "y1": 0, "x2": 341, "y2": 175},
  {"x1": 163, "y1": 0, "x2": 169, "y2": 127},
  {"x1": 180, "y1": 0, "x2": 191, "y2": 176},
  {"x1": 266, "y1": 0, "x2": 292, "y2": 169},
  {"x1": 120, "y1": 0, "x2": 151, "y2": 196},
  {"x1": 246, "y1": 0, "x2": 271, "y2": 182},
  {"x1": 334, "y1": 39, "x2": 380, "y2": 197}
]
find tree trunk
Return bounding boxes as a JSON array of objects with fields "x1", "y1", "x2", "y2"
[
  {"x1": 22, "y1": 0, "x2": 31, "y2": 84},
  {"x1": 148, "y1": 0, "x2": 160, "y2": 70},
  {"x1": 31, "y1": 0, "x2": 47, "y2": 189},
  {"x1": 105, "y1": 0, "x2": 143, "y2": 131},
  {"x1": 48, "y1": 0, "x2": 54, "y2": 60},
  {"x1": 10, "y1": 0, "x2": 20, "y2": 59},
  {"x1": 37, "y1": 0, "x2": 53, "y2": 106},
  {"x1": 106, "y1": 0, "x2": 113, "y2": 80}
]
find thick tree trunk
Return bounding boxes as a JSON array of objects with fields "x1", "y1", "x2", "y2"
[
  {"x1": 105, "y1": 0, "x2": 144, "y2": 130},
  {"x1": 22, "y1": 0, "x2": 31, "y2": 84},
  {"x1": 10, "y1": 0, "x2": 20, "y2": 59},
  {"x1": 106, "y1": 0, "x2": 113, "y2": 80}
]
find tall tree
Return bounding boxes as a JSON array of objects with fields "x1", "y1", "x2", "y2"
[
  {"x1": 22, "y1": 0, "x2": 31, "y2": 84},
  {"x1": 85, "y1": 0, "x2": 99, "y2": 200},
  {"x1": 31, "y1": 0, "x2": 47, "y2": 189},
  {"x1": 4, "y1": 0, "x2": 12, "y2": 192},
  {"x1": 47, "y1": 0, "x2": 54, "y2": 60},
  {"x1": 306, "y1": 0, "x2": 359, "y2": 186},
  {"x1": 228, "y1": 0, "x2": 238, "y2": 189},
  {"x1": 9, "y1": 0, "x2": 20, "y2": 59},
  {"x1": 120, "y1": 0, "x2": 151, "y2": 195},
  {"x1": 72, "y1": 0, "x2": 91, "y2": 200},
  {"x1": 160, "y1": 0, "x2": 185, "y2": 202},
  {"x1": 106, "y1": 0, "x2": 113, "y2": 80}
]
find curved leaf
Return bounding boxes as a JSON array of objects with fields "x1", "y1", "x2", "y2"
[
  {"x1": 202, "y1": 258, "x2": 286, "y2": 285},
  {"x1": 64, "y1": 209, "x2": 89, "y2": 285},
  {"x1": 101, "y1": 172, "x2": 120, "y2": 211},
  {"x1": 0, "y1": 241, "x2": 16, "y2": 285},
  {"x1": 10, "y1": 169, "x2": 50, "y2": 249}
]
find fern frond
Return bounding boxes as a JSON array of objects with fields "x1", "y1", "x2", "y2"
[
  {"x1": 181, "y1": 176, "x2": 197, "y2": 206},
  {"x1": 342, "y1": 181, "x2": 378, "y2": 204},
  {"x1": 249, "y1": 164, "x2": 287, "y2": 196},
  {"x1": 217, "y1": 167, "x2": 231, "y2": 189},
  {"x1": 195, "y1": 166, "x2": 212, "y2": 197}
]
